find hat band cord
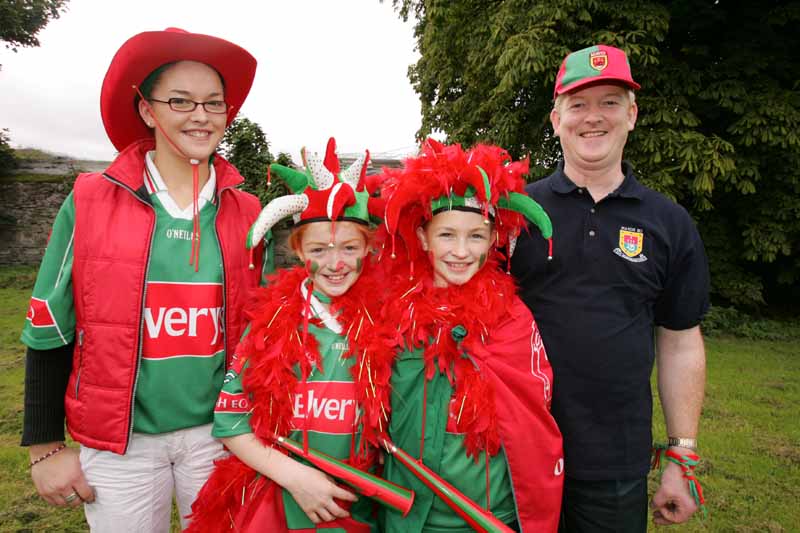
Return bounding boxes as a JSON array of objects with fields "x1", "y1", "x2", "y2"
[{"x1": 133, "y1": 84, "x2": 202, "y2": 272}]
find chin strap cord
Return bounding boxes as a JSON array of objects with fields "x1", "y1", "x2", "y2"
[
  {"x1": 134, "y1": 85, "x2": 202, "y2": 271},
  {"x1": 189, "y1": 159, "x2": 201, "y2": 271}
]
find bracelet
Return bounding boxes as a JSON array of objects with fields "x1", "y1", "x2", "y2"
[
  {"x1": 651, "y1": 443, "x2": 708, "y2": 518},
  {"x1": 30, "y1": 443, "x2": 67, "y2": 468},
  {"x1": 668, "y1": 436, "x2": 698, "y2": 451}
]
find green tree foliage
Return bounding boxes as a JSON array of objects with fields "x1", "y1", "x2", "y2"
[
  {"x1": 0, "y1": 0, "x2": 68, "y2": 52},
  {"x1": 0, "y1": 129, "x2": 17, "y2": 175},
  {"x1": 219, "y1": 116, "x2": 292, "y2": 205},
  {"x1": 1, "y1": 1, "x2": 68, "y2": 174},
  {"x1": 394, "y1": 0, "x2": 800, "y2": 309}
]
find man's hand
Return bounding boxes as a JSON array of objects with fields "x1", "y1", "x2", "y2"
[
  {"x1": 650, "y1": 457, "x2": 698, "y2": 525},
  {"x1": 29, "y1": 443, "x2": 95, "y2": 507}
]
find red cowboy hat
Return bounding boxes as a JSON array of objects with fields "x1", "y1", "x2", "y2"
[{"x1": 100, "y1": 27, "x2": 257, "y2": 151}]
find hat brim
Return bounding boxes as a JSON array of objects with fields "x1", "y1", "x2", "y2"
[
  {"x1": 556, "y1": 76, "x2": 641, "y2": 98},
  {"x1": 100, "y1": 28, "x2": 257, "y2": 151}
]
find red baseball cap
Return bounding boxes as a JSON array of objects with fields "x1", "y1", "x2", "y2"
[
  {"x1": 553, "y1": 44, "x2": 640, "y2": 99},
  {"x1": 100, "y1": 28, "x2": 257, "y2": 151}
]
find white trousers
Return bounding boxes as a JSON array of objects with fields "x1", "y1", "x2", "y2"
[{"x1": 79, "y1": 424, "x2": 225, "y2": 533}]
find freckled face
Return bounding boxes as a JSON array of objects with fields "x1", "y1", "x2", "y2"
[
  {"x1": 417, "y1": 210, "x2": 495, "y2": 288},
  {"x1": 550, "y1": 84, "x2": 637, "y2": 173},
  {"x1": 138, "y1": 60, "x2": 227, "y2": 165},
  {"x1": 296, "y1": 222, "x2": 369, "y2": 298}
]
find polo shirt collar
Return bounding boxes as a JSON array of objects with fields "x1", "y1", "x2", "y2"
[
  {"x1": 144, "y1": 151, "x2": 216, "y2": 203},
  {"x1": 550, "y1": 160, "x2": 646, "y2": 200}
]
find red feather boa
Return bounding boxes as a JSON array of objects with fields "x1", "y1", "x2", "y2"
[
  {"x1": 378, "y1": 251, "x2": 519, "y2": 460},
  {"x1": 187, "y1": 262, "x2": 395, "y2": 532},
  {"x1": 242, "y1": 263, "x2": 394, "y2": 450}
]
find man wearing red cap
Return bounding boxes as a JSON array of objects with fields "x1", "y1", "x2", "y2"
[{"x1": 512, "y1": 45, "x2": 709, "y2": 531}]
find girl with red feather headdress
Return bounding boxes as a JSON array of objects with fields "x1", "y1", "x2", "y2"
[{"x1": 377, "y1": 139, "x2": 564, "y2": 532}]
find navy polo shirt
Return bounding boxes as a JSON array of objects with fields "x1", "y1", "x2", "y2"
[{"x1": 511, "y1": 161, "x2": 709, "y2": 480}]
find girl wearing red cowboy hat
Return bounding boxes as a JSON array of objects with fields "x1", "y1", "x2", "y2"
[
  {"x1": 376, "y1": 139, "x2": 564, "y2": 532},
  {"x1": 20, "y1": 28, "x2": 264, "y2": 531}
]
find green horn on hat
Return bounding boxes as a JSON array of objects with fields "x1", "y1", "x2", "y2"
[
  {"x1": 477, "y1": 167, "x2": 492, "y2": 204},
  {"x1": 269, "y1": 163, "x2": 310, "y2": 194},
  {"x1": 497, "y1": 192, "x2": 553, "y2": 239}
]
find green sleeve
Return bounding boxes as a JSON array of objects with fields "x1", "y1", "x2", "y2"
[
  {"x1": 212, "y1": 327, "x2": 254, "y2": 438},
  {"x1": 20, "y1": 193, "x2": 76, "y2": 349}
]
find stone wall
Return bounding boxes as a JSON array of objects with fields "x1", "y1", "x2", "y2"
[
  {"x1": 0, "y1": 179, "x2": 295, "y2": 269},
  {"x1": 0, "y1": 152, "x2": 403, "y2": 268},
  {"x1": 0, "y1": 180, "x2": 72, "y2": 266}
]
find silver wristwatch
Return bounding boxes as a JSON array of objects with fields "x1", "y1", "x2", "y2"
[{"x1": 667, "y1": 437, "x2": 698, "y2": 451}]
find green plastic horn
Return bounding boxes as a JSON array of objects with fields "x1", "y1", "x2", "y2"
[
  {"x1": 497, "y1": 192, "x2": 553, "y2": 240},
  {"x1": 268, "y1": 163, "x2": 310, "y2": 194}
]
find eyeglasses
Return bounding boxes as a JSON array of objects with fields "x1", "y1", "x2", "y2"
[{"x1": 148, "y1": 97, "x2": 228, "y2": 114}]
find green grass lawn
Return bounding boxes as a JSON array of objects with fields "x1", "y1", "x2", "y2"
[
  {"x1": 0, "y1": 273, "x2": 182, "y2": 533},
  {"x1": 0, "y1": 269, "x2": 798, "y2": 532}
]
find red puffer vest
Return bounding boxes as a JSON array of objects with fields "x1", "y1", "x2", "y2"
[{"x1": 65, "y1": 139, "x2": 263, "y2": 454}]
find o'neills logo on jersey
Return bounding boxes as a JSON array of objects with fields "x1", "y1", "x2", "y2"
[
  {"x1": 142, "y1": 281, "x2": 224, "y2": 360},
  {"x1": 292, "y1": 381, "x2": 357, "y2": 435}
]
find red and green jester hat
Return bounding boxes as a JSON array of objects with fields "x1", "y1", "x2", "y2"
[
  {"x1": 377, "y1": 138, "x2": 564, "y2": 533},
  {"x1": 189, "y1": 138, "x2": 399, "y2": 533},
  {"x1": 245, "y1": 137, "x2": 385, "y2": 269}
]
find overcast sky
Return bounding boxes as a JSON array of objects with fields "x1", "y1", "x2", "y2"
[{"x1": 0, "y1": 0, "x2": 422, "y2": 163}]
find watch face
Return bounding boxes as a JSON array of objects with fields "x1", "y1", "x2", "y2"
[{"x1": 668, "y1": 437, "x2": 697, "y2": 450}]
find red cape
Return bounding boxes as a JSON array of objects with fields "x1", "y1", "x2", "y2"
[
  {"x1": 379, "y1": 258, "x2": 563, "y2": 532},
  {"x1": 483, "y1": 296, "x2": 563, "y2": 531}
]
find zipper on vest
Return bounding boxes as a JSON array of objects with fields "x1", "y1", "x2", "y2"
[
  {"x1": 215, "y1": 185, "x2": 233, "y2": 369},
  {"x1": 75, "y1": 329, "x2": 84, "y2": 396},
  {"x1": 103, "y1": 173, "x2": 155, "y2": 453}
]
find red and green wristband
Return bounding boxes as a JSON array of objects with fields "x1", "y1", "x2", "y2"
[{"x1": 651, "y1": 443, "x2": 708, "y2": 518}]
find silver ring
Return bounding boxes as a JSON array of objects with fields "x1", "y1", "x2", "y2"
[{"x1": 64, "y1": 492, "x2": 79, "y2": 503}]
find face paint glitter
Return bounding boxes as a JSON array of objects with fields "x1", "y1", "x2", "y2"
[
  {"x1": 356, "y1": 257, "x2": 363, "y2": 273},
  {"x1": 309, "y1": 261, "x2": 320, "y2": 274},
  {"x1": 479, "y1": 253, "x2": 487, "y2": 268}
]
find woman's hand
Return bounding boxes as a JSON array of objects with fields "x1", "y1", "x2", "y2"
[
  {"x1": 284, "y1": 463, "x2": 358, "y2": 524},
  {"x1": 29, "y1": 443, "x2": 95, "y2": 507}
]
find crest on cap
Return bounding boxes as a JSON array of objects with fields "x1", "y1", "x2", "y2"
[
  {"x1": 590, "y1": 50, "x2": 608, "y2": 71},
  {"x1": 246, "y1": 137, "x2": 384, "y2": 250}
]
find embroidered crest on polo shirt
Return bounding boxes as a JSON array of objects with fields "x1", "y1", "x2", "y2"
[
  {"x1": 614, "y1": 226, "x2": 648, "y2": 263},
  {"x1": 590, "y1": 50, "x2": 608, "y2": 71}
]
